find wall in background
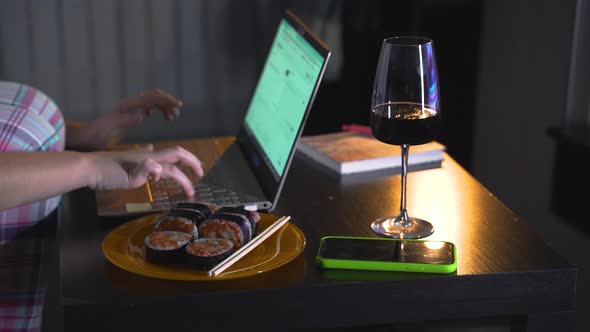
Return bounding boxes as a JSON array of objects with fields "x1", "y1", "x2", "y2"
[
  {"x1": 0, "y1": 0, "x2": 304, "y2": 140},
  {"x1": 473, "y1": 0, "x2": 577, "y2": 226},
  {"x1": 565, "y1": 0, "x2": 590, "y2": 126},
  {"x1": 0, "y1": 0, "x2": 482, "y2": 165}
]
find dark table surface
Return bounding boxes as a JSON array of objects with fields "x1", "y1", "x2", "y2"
[{"x1": 43, "y1": 148, "x2": 576, "y2": 331}]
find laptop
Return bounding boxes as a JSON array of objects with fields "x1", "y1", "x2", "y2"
[{"x1": 96, "y1": 10, "x2": 331, "y2": 216}]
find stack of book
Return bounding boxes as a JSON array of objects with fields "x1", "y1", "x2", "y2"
[{"x1": 296, "y1": 131, "x2": 445, "y2": 176}]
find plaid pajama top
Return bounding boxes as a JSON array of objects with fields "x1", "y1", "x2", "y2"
[
  {"x1": 0, "y1": 81, "x2": 65, "y2": 229},
  {"x1": 0, "y1": 82, "x2": 65, "y2": 331},
  {"x1": 0, "y1": 222, "x2": 50, "y2": 332}
]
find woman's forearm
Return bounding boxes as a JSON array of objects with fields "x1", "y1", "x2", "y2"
[
  {"x1": 0, "y1": 151, "x2": 94, "y2": 210},
  {"x1": 0, "y1": 145, "x2": 203, "y2": 212}
]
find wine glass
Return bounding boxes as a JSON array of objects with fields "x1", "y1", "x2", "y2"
[{"x1": 369, "y1": 36, "x2": 441, "y2": 239}]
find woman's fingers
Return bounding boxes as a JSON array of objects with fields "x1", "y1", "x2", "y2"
[
  {"x1": 115, "y1": 146, "x2": 203, "y2": 195},
  {"x1": 147, "y1": 89, "x2": 181, "y2": 108},
  {"x1": 159, "y1": 164, "x2": 195, "y2": 197},
  {"x1": 130, "y1": 159, "x2": 162, "y2": 188},
  {"x1": 147, "y1": 89, "x2": 181, "y2": 120},
  {"x1": 132, "y1": 161, "x2": 194, "y2": 197},
  {"x1": 150, "y1": 146, "x2": 204, "y2": 178},
  {"x1": 118, "y1": 89, "x2": 182, "y2": 120}
]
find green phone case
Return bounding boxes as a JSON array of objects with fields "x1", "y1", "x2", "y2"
[{"x1": 315, "y1": 236, "x2": 457, "y2": 274}]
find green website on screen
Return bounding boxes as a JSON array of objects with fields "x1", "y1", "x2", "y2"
[{"x1": 244, "y1": 19, "x2": 324, "y2": 177}]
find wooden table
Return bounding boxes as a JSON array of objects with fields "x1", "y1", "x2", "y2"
[{"x1": 54, "y1": 139, "x2": 576, "y2": 331}]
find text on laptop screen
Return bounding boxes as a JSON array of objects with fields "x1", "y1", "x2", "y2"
[{"x1": 244, "y1": 19, "x2": 324, "y2": 177}]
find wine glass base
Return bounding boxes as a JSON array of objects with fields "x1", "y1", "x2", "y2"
[{"x1": 371, "y1": 216, "x2": 434, "y2": 239}]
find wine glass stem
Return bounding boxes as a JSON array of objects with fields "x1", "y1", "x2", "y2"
[{"x1": 395, "y1": 144, "x2": 411, "y2": 226}]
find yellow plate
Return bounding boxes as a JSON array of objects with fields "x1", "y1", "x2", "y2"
[{"x1": 102, "y1": 213, "x2": 306, "y2": 280}]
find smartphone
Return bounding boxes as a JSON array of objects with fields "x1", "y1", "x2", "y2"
[{"x1": 316, "y1": 236, "x2": 457, "y2": 274}]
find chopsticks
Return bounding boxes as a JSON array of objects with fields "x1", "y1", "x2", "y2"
[{"x1": 208, "y1": 216, "x2": 291, "y2": 277}]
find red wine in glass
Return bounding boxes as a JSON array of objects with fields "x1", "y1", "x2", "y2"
[{"x1": 371, "y1": 102, "x2": 441, "y2": 146}]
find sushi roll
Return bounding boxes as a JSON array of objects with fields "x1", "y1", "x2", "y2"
[
  {"x1": 167, "y1": 207, "x2": 207, "y2": 224},
  {"x1": 185, "y1": 238, "x2": 234, "y2": 270},
  {"x1": 198, "y1": 213, "x2": 252, "y2": 249},
  {"x1": 214, "y1": 207, "x2": 260, "y2": 237},
  {"x1": 214, "y1": 212, "x2": 254, "y2": 242},
  {"x1": 144, "y1": 231, "x2": 192, "y2": 264},
  {"x1": 154, "y1": 215, "x2": 199, "y2": 239},
  {"x1": 173, "y1": 202, "x2": 218, "y2": 219}
]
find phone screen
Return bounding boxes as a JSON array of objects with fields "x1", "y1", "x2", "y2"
[{"x1": 318, "y1": 238, "x2": 454, "y2": 265}]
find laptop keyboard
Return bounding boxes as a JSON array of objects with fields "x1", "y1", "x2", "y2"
[
  {"x1": 148, "y1": 139, "x2": 244, "y2": 209},
  {"x1": 148, "y1": 176, "x2": 242, "y2": 210},
  {"x1": 194, "y1": 183, "x2": 242, "y2": 205}
]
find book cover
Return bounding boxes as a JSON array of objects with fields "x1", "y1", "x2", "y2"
[{"x1": 296, "y1": 131, "x2": 445, "y2": 175}]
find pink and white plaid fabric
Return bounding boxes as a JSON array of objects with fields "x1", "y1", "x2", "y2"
[
  {"x1": 0, "y1": 82, "x2": 64, "y2": 331},
  {"x1": 0, "y1": 230, "x2": 47, "y2": 332},
  {"x1": 0, "y1": 81, "x2": 65, "y2": 229}
]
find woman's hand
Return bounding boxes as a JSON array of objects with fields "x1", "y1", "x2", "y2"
[
  {"x1": 0, "y1": 146, "x2": 202, "y2": 211},
  {"x1": 66, "y1": 89, "x2": 183, "y2": 151},
  {"x1": 87, "y1": 145, "x2": 203, "y2": 197}
]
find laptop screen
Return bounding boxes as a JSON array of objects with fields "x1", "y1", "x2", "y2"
[
  {"x1": 244, "y1": 18, "x2": 325, "y2": 178},
  {"x1": 238, "y1": 10, "x2": 330, "y2": 210}
]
